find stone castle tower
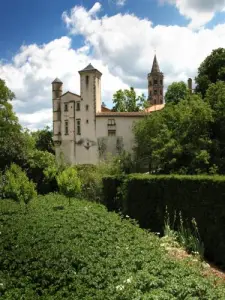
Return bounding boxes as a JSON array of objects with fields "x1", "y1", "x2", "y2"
[{"x1": 147, "y1": 55, "x2": 164, "y2": 106}]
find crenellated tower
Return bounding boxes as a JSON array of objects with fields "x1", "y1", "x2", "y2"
[{"x1": 147, "y1": 55, "x2": 164, "y2": 106}]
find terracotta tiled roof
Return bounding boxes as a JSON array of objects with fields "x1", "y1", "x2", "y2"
[
  {"x1": 96, "y1": 104, "x2": 164, "y2": 117},
  {"x1": 145, "y1": 104, "x2": 165, "y2": 112},
  {"x1": 101, "y1": 106, "x2": 111, "y2": 112}
]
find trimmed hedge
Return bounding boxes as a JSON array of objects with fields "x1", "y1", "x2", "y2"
[{"x1": 103, "y1": 174, "x2": 225, "y2": 268}]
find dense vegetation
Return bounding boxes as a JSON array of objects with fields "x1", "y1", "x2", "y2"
[
  {"x1": 1, "y1": 194, "x2": 225, "y2": 299},
  {"x1": 133, "y1": 48, "x2": 225, "y2": 175},
  {"x1": 103, "y1": 174, "x2": 225, "y2": 268}
]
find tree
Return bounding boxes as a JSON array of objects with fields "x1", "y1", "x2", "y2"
[
  {"x1": 56, "y1": 167, "x2": 81, "y2": 204},
  {"x1": 2, "y1": 163, "x2": 37, "y2": 204},
  {"x1": 0, "y1": 80, "x2": 33, "y2": 170},
  {"x1": 133, "y1": 95, "x2": 213, "y2": 174},
  {"x1": 165, "y1": 81, "x2": 189, "y2": 105},
  {"x1": 32, "y1": 126, "x2": 55, "y2": 154},
  {"x1": 204, "y1": 81, "x2": 225, "y2": 173},
  {"x1": 195, "y1": 48, "x2": 225, "y2": 97},
  {"x1": 112, "y1": 87, "x2": 148, "y2": 112}
]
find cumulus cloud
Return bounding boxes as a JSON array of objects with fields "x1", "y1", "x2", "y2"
[
  {"x1": 1, "y1": 2, "x2": 225, "y2": 130},
  {"x1": 161, "y1": 0, "x2": 225, "y2": 28},
  {"x1": 0, "y1": 36, "x2": 127, "y2": 130}
]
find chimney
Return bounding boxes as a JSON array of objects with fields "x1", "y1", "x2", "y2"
[{"x1": 188, "y1": 78, "x2": 192, "y2": 94}]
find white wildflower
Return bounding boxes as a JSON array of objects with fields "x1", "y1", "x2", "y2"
[{"x1": 116, "y1": 284, "x2": 124, "y2": 291}]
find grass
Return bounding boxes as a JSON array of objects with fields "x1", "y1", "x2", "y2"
[{"x1": 0, "y1": 194, "x2": 225, "y2": 299}]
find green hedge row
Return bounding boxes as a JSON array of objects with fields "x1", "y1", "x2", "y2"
[{"x1": 102, "y1": 174, "x2": 225, "y2": 268}]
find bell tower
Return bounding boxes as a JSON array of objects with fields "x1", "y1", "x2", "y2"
[{"x1": 147, "y1": 55, "x2": 164, "y2": 106}]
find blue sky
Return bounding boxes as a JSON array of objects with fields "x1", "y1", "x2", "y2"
[
  {"x1": 0, "y1": 0, "x2": 189, "y2": 60},
  {"x1": 0, "y1": 0, "x2": 225, "y2": 129}
]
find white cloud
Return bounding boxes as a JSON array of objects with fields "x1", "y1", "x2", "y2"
[
  {"x1": 161, "y1": 0, "x2": 225, "y2": 28},
  {"x1": 0, "y1": 36, "x2": 127, "y2": 130},
  {"x1": 1, "y1": 2, "x2": 225, "y2": 130}
]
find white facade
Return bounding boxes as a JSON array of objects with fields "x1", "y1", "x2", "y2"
[{"x1": 52, "y1": 63, "x2": 164, "y2": 165}]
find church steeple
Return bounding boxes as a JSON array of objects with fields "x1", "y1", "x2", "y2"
[
  {"x1": 151, "y1": 55, "x2": 160, "y2": 73},
  {"x1": 147, "y1": 54, "x2": 164, "y2": 106}
]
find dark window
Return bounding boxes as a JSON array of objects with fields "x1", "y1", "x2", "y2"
[
  {"x1": 86, "y1": 76, "x2": 89, "y2": 85},
  {"x1": 160, "y1": 79, "x2": 163, "y2": 85},
  {"x1": 108, "y1": 130, "x2": 116, "y2": 136},
  {"x1": 149, "y1": 91, "x2": 152, "y2": 96},
  {"x1": 86, "y1": 119, "x2": 89, "y2": 124},
  {"x1": 65, "y1": 120, "x2": 69, "y2": 135},
  {"x1": 76, "y1": 119, "x2": 81, "y2": 135},
  {"x1": 86, "y1": 104, "x2": 89, "y2": 111},
  {"x1": 154, "y1": 99, "x2": 156, "y2": 105},
  {"x1": 108, "y1": 119, "x2": 116, "y2": 126},
  {"x1": 149, "y1": 81, "x2": 152, "y2": 86},
  {"x1": 154, "y1": 90, "x2": 157, "y2": 95},
  {"x1": 154, "y1": 79, "x2": 158, "y2": 85},
  {"x1": 160, "y1": 90, "x2": 162, "y2": 95},
  {"x1": 76, "y1": 102, "x2": 80, "y2": 111},
  {"x1": 64, "y1": 103, "x2": 68, "y2": 112}
]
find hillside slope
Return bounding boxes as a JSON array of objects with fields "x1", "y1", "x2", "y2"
[{"x1": 0, "y1": 194, "x2": 225, "y2": 299}]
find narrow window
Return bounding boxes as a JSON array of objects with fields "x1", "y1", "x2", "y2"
[
  {"x1": 108, "y1": 119, "x2": 115, "y2": 126},
  {"x1": 86, "y1": 104, "x2": 89, "y2": 111},
  {"x1": 65, "y1": 120, "x2": 69, "y2": 135},
  {"x1": 108, "y1": 130, "x2": 116, "y2": 136},
  {"x1": 76, "y1": 102, "x2": 80, "y2": 111},
  {"x1": 86, "y1": 119, "x2": 89, "y2": 124},
  {"x1": 160, "y1": 79, "x2": 163, "y2": 85},
  {"x1": 149, "y1": 91, "x2": 152, "y2": 96},
  {"x1": 154, "y1": 79, "x2": 158, "y2": 85},
  {"x1": 160, "y1": 90, "x2": 162, "y2": 95},
  {"x1": 64, "y1": 103, "x2": 68, "y2": 112},
  {"x1": 149, "y1": 81, "x2": 152, "y2": 86},
  {"x1": 154, "y1": 90, "x2": 157, "y2": 95},
  {"x1": 76, "y1": 119, "x2": 81, "y2": 135},
  {"x1": 86, "y1": 75, "x2": 89, "y2": 85}
]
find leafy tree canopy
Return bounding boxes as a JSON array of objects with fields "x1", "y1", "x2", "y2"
[
  {"x1": 133, "y1": 95, "x2": 213, "y2": 174},
  {"x1": 112, "y1": 87, "x2": 148, "y2": 112},
  {"x1": 31, "y1": 126, "x2": 55, "y2": 154},
  {"x1": 195, "y1": 48, "x2": 225, "y2": 97},
  {"x1": 165, "y1": 81, "x2": 189, "y2": 105}
]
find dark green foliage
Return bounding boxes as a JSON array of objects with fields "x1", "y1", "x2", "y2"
[
  {"x1": 165, "y1": 81, "x2": 189, "y2": 104},
  {"x1": 31, "y1": 126, "x2": 55, "y2": 154},
  {"x1": 195, "y1": 48, "x2": 225, "y2": 97},
  {"x1": 103, "y1": 174, "x2": 225, "y2": 268},
  {"x1": 0, "y1": 194, "x2": 225, "y2": 299},
  {"x1": 133, "y1": 95, "x2": 213, "y2": 174}
]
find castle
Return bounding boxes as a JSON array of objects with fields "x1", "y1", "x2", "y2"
[{"x1": 52, "y1": 55, "x2": 166, "y2": 165}]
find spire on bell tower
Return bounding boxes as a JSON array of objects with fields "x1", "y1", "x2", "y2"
[{"x1": 147, "y1": 54, "x2": 164, "y2": 106}]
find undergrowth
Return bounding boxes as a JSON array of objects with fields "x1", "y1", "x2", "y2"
[{"x1": 0, "y1": 194, "x2": 224, "y2": 299}]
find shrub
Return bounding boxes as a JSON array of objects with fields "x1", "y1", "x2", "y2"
[
  {"x1": 102, "y1": 174, "x2": 225, "y2": 268},
  {"x1": 56, "y1": 167, "x2": 81, "y2": 203},
  {"x1": 1, "y1": 195, "x2": 225, "y2": 298},
  {"x1": 2, "y1": 163, "x2": 37, "y2": 204}
]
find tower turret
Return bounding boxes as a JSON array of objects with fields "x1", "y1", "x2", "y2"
[
  {"x1": 147, "y1": 55, "x2": 164, "y2": 106},
  {"x1": 52, "y1": 78, "x2": 63, "y2": 146}
]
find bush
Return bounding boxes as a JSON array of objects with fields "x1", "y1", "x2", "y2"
[
  {"x1": 102, "y1": 174, "x2": 225, "y2": 268},
  {"x1": 2, "y1": 163, "x2": 37, "y2": 204},
  {"x1": 0, "y1": 195, "x2": 225, "y2": 298},
  {"x1": 56, "y1": 167, "x2": 81, "y2": 202}
]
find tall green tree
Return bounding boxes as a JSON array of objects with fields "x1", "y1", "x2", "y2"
[
  {"x1": 0, "y1": 80, "x2": 33, "y2": 170},
  {"x1": 133, "y1": 95, "x2": 213, "y2": 174},
  {"x1": 112, "y1": 87, "x2": 148, "y2": 112},
  {"x1": 195, "y1": 48, "x2": 225, "y2": 97},
  {"x1": 165, "y1": 81, "x2": 189, "y2": 105},
  {"x1": 204, "y1": 81, "x2": 225, "y2": 173},
  {"x1": 32, "y1": 126, "x2": 55, "y2": 154}
]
